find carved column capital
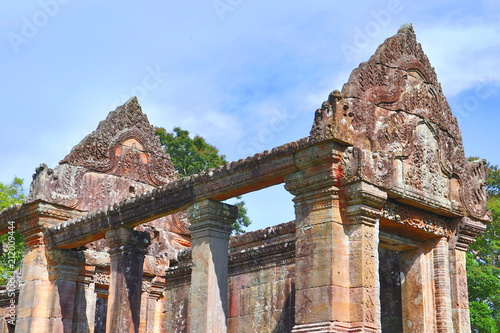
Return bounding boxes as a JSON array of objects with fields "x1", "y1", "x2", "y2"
[
  {"x1": 77, "y1": 265, "x2": 96, "y2": 285},
  {"x1": 106, "y1": 227, "x2": 150, "y2": 256},
  {"x1": 451, "y1": 217, "x2": 487, "y2": 251},
  {"x1": 149, "y1": 277, "x2": 166, "y2": 300},
  {"x1": 48, "y1": 249, "x2": 85, "y2": 282},
  {"x1": 284, "y1": 170, "x2": 339, "y2": 200},
  {"x1": 187, "y1": 199, "x2": 238, "y2": 239},
  {"x1": 343, "y1": 181, "x2": 387, "y2": 226}
]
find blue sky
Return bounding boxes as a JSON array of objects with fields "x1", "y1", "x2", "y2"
[{"x1": 1, "y1": 1, "x2": 499, "y2": 231}]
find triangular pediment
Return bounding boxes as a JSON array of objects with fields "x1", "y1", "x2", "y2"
[
  {"x1": 310, "y1": 24, "x2": 488, "y2": 220},
  {"x1": 61, "y1": 97, "x2": 177, "y2": 185}
]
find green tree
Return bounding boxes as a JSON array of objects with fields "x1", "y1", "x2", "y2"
[
  {"x1": 0, "y1": 177, "x2": 25, "y2": 285},
  {"x1": 467, "y1": 162, "x2": 500, "y2": 332},
  {"x1": 0, "y1": 177, "x2": 24, "y2": 210},
  {"x1": 156, "y1": 127, "x2": 251, "y2": 233}
]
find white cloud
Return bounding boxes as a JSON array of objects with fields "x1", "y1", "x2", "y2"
[{"x1": 418, "y1": 23, "x2": 500, "y2": 96}]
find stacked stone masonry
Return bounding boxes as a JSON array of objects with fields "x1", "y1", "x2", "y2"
[{"x1": 0, "y1": 24, "x2": 490, "y2": 332}]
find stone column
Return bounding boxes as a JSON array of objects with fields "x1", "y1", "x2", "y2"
[
  {"x1": 285, "y1": 142, "x2": 386, "y2": 332},
  {"x1": 105, "y1": 227, "x2": 150, "y2": 333},
  {"x1": 187, "y1": 199, "x2": 238, "y2": 333},
  {"x1": 49, "y1": 250, "x2": 84, "y2": 332},
  {"x1": 15, "y1": 202, "x2": 83, "y2": 333},
  {"x1": 448, "y1": 216, "x2": 483, "y2": 333},
  {"x1": 433, "y1": 237, "x2": 453, "y2": 332},
  {"x1": 343, "y1": 181, "x2": 386, "y2": 331},
  {"x1": 15, "y1": 222, "x2": 51, "y2": 333},
  {"x1": 72, "y1": 265, "x2": 96, "y2": 333},
  {"x1": 399, "y1": 240, "x2": 437, "y2": 333},
  {"x1": 284, "y1": 145, "x2": 346, "y2": 332},
  {"x1": 449, "y1": 249, "x2": 471, "y2": 333},
  {"x1": 138, "y1": 277, "x2": 165, "y2": 333},
  {"x1": 145, "y1": 277, "x2": 165, "y2": 333}
]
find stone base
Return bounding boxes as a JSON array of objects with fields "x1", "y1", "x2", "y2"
[{"x1": 291, "y1": 322, "x2": 378, "y2": 333}]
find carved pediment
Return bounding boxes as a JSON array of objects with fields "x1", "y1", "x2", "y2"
[
  {"x1": 61, "y1": 97, "x2": 177, "y2": 185},
  {"x1": 27, "y1": 98, "x2": 180, "y2": 209},
  {"x1": 25, "y1": 98, "x2": 190, "y2": 246},
  {"x1": 311, "y1": 24, "x2": 488, "y2": 221}
]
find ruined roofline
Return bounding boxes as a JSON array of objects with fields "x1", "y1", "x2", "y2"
[{"x1": 45, "y1": 137, "x2": 313, "y2": 249}]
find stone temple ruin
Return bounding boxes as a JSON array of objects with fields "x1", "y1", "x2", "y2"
[{"x1": 0, "y1": 25, "x2": 490, "y2": 332}]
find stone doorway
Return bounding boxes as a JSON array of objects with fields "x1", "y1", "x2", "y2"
[{"x1": 379, "y1": 247, "x2": 403, "y2": 332}]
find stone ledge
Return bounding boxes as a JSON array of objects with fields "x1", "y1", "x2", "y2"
[{"x1": 229, "y1": 221, "x2": 295, "y2": 250}]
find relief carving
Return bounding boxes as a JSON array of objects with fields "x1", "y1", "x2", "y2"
[
  {"x1": 310, "y1": 24, "x2": 488, "y2": 221},
  {"x1": 382, "y1": 200, "x2": 453, "y2": 237},
  {"x1": 26, "y1": 97, "x2": 190, "y2": 262}
]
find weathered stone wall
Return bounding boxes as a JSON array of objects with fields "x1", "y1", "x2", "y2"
[
  {"x1": 228, "y1": 222, "x2": 295, "y2": 332},
  {"x1": 161, "y1": 222, "x2": 296, "y2": 333}
]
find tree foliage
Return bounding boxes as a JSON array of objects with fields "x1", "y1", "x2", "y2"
[
  {"x1": 155, "y1": 127, "x2": 251, "y2": 233},
  {"x1": 0, "y1": 177, "x2": 24, "y2": 210},
  {"x1": 467, "y1": 161, "x2": 500, "y2": 332},
  {"x1": 156, "y1": 127, "x2": 228, "y2": 177},
  {"x1": 0, "y1": 178, "x2": 25, "y2": 285}
]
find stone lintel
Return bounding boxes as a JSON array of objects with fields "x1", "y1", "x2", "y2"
[
  {"x1": 47, "y1": 139, "x2": 308, "y2": 249},
  {"x1": 381, "y1": 199, "x2": 455, "y2": 241},
  {"x1": 291, "y1": 321, "x2": 378, "y2": 333}
]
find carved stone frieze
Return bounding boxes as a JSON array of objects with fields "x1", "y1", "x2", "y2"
[
  {"x1": 94, "y1": 271, "x2": 110, "y2": 287},
  {"x1": 381, "y1": 200, "x2": 454, "y2": 238}
]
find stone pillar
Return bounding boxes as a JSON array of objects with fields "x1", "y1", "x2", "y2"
[
  {"x1": 343, "y1": 181, "x2": 386, "y2": 331},
  {"x1": 449, "y1": 249, "x2": 471, "y2": 333},
  {"x1": 15, "y1": 225, "x2": 51, "y2": 333},
  {"x1": 15, "y1": 202, "x2": 82, "y2": 333},
  {"x1": 399, "y1": 240, "x2": 437, "y2": 333},
  {"x1": 432, "y1": 237, "x2": 453, "y2": 332},
  {"x1": 187, "y1": 199, "x2": 238, "y2": 333},
  {"x1": 49, "y1": 250, "x2": 84, "y2": 332},
  {"x1": 72, "y1": 265, "x2": 96, "y2": 333},
  {"x1": 105, "y1": 227, "x2": 150, "y2": 333},
  {"x1": 285, "y1": 141, "x2": 385, "y2": 332},
  {"x1": 284, "y1": 146, "x2": 347, "y2": 332},
  {"x1": 144, "y1": 277, "x2": 165, "y2": 333},
  {"x1": 448, "y1": 216, "x2": 482, "y2": 333},
  {"x1": 138, "y1": 277, "x2": 165, "y2": 333}
]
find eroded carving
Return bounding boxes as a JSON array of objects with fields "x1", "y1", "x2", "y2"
[{"x1": 310, "y1": 24, "x2": 488, "y2": 221}]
